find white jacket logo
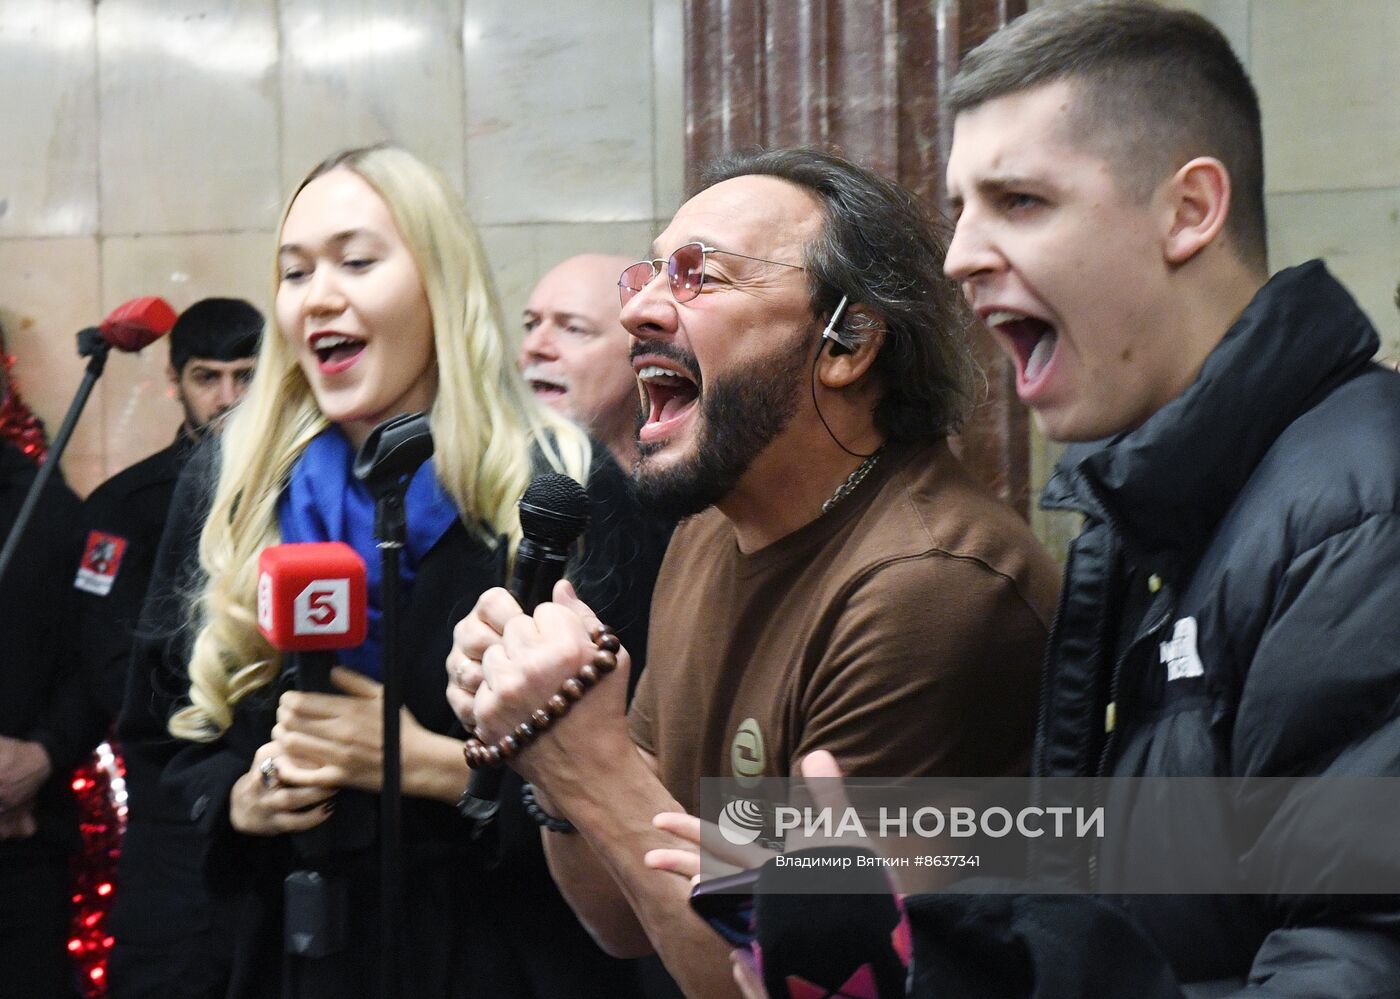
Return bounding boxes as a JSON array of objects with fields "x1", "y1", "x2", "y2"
[{"x1": 1159, "y1": 617, "x2": 1204, "y2": 681}]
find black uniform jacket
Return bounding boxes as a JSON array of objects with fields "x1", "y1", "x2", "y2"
[
  {"x1": 78, "y1": 431, "x2": 235, "y2": 987},
  {"x1": 79, "y1": 433, "x2": 193, "y2": 791},
  {"x1": 0, "y1": 440, "x2": 90, "y2": 858}
]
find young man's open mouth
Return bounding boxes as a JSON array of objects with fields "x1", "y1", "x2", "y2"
[{"x1": 985, "y1": 309, "x2": 1058, "y2": 398}]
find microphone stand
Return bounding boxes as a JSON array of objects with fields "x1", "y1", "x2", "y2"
[
  {"x1": 0, "y1": 327, "x2": 110, "y2": 588},
  {"x1": 353, "y1": 413, "x2": 433, "y2": 999}
]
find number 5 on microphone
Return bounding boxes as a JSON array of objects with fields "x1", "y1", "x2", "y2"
[
  {"x1": 295, "y1": 580, "x2": 349, "y2": 633},
  {"x1": 257, "y1": 543, "x2": 368, "y2": 651}
]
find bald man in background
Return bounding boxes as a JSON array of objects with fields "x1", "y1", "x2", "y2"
[{"x1": 520, "y1": 254, "x2": 641, "y2": 469}]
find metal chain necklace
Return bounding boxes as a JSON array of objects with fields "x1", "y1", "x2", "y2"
[{"x1": 821, "y1": 447, "x2": 884, "y2": 515}]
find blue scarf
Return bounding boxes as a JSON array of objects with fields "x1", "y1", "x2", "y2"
[{"x1": 278, "y1": 426, "x2": 459, "y2": 677}]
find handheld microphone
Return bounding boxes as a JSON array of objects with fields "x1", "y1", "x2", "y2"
[
  {"x1": 98, "y1": 296, "x2": 178, "y2": 352},
  {"x1": 457, "y1": 473, "x2": 592, "y2": 823},
  {"x1": 258, "y1": 541, "x2": 368, "y2": 679},
  {"x1": 509, "y1": 473, "x2": 593, "y2": 611},
  {"x1": 257, "y1": 541, "x2": 375, "y2": 854}
]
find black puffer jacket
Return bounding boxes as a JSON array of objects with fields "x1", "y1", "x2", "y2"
[
  {"x1": 911, "y1": 262, "x2": 1400, "y2": 998},
  {"x1": 1044, "y1": 261, "x2": 1400, "y2": 994}
]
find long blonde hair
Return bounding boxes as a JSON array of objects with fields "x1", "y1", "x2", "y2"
[{"x1": 170, "y1": 146, "x2": 591, "y2": 742}]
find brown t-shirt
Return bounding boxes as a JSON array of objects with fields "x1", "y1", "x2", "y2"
[{"x1": 628, "y1": 440, "x2": 1061, "y2": 814}]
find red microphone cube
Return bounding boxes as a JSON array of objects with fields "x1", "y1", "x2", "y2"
[
  {"x1": 257, "y1": 542, "x2": 368, "y2": 652},
  {"x1": 99, "y1": 296, "x2": 178, "y2": 352}
]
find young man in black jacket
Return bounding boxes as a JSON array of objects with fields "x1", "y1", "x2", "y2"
[{"x1": 913, "y1": 0, "x2": 1400, "y2": 995}]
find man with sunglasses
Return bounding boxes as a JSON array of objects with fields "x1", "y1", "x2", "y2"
[{"x1": 448, "y1": 148, "x2": 1060, "y2": 996}]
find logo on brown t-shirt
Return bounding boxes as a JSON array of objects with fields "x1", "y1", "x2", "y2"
[{"x1": 731, "y1": 717, "x2": 766, "y2": 788}]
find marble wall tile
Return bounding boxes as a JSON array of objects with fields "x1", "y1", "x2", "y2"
[
  {"x1": 1252, "y1": 0, "x2": 1400, "y2": 194},
  {"x1": 464, "y1": 0, "x2": 655, "y2": 225},
  {"x1": 97, "y1": 0, "x2": 282, "y2": 234},
  {"x1": 478, "y1": 224, "x2": 541, "y2": 341},
  {"x1": 651, "y1": 0, "x2": 687, "y2": 214},
  {"x1": 0, "y1": 237, "x2": 104, "y2": 495},
  {"x1": 535, "y1": 220, "x2": 657, "y2": 269},
  {"x1": 482, "y1": 220, "x2": 658, "y2": 347},
  {"x1": 0, "y1": 0, "x2": 99, "y2": 237},
  {"x1": 1267, "y1": 187, "x2": 1400, "y2": 358},
  {"x1": 280, "y1": 0, "x2": 466, "y2": 194},
  {"x1": 522, "y1": 219, "x2": 656, "y2": 348},
  {"x1": 99, "y1": 231, "x2": 274, "y2": 477}
]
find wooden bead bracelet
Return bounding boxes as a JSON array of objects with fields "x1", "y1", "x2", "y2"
[{"x1": 463, "y1": 623, "x2": 621, "y2": 770}]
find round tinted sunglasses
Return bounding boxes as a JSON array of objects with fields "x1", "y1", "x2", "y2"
[{"x1": 617, "y1": 242, "x2": 805, "y2": 307}]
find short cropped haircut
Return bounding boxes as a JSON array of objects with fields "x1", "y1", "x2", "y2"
[
  {"x1": 948, "y1": 0, "x2": 1267, "y2": 273},
  {"x1": 702, "y1": 148, "x2": 976, "y2": 440},
  {"x1": 169, "y1": 297, "x2": 263, "y2": 374}
]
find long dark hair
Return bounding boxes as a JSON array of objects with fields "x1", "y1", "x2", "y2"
[{"x1": 703, "y1": 148, "x2": 976, "y2": 441}]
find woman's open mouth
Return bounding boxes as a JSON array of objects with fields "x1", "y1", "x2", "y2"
[{"x1": 310, "y1": 333, "x2": 366, "y2": 375}]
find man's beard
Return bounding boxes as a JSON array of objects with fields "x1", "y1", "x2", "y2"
[
  {"x1": 178, "y1": 393, "x2": 226, "y2": 442},
  {"x1": 634, "y1": 334, "x2": 808, "y2": 520}
]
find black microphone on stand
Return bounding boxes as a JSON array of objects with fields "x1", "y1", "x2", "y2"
[
  {"x1": 457, "y1": 472, "x2": 592, "y2": 823},
  {"x1": 351, "y1": 412, "x2": 434, "y2": 999}
]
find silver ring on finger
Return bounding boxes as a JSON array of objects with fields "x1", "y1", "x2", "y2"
[{"x1": 259, "y1": 755, "x2": 282, "y2": 790}]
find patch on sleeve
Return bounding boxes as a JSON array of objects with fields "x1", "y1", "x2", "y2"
[
  {"x1": 1159, "y1": 616, "x2": 1205, "y2": 681},
  {"x1": 74, "y1": 531, "x2": 128, "y2": 596}
]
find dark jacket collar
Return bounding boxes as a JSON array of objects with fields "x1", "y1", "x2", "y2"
[{"x1": 1042, "y1": 261, "x2": 1378, "y2": 557}]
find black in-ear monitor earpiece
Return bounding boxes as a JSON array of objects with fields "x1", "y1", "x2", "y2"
[{"x1": 820, "y1": 295, "x2": 855, "y2": 356}]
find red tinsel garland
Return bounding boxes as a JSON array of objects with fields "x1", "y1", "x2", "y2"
[
  {"x1": 1, "y1": 352, "x2": 123, "y2": 996},
  {"x1": 69, "y1": 745, "x2": 125, "y2": 996},
  {"x1": 0, "y1": 353, "x2": 51, "y2": 463}
]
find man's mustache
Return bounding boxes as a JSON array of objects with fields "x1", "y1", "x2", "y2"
[
  {"x1": 520, "y1": 364, "x2": 570, "y2": 390},
  {"x1": 629, "y1": 341, "x2": 702, "y2": 387}
]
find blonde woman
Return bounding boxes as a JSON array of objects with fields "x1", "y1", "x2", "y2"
[{"x1": 131, "y1": 147, "x2": 661, "y2": 998}]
